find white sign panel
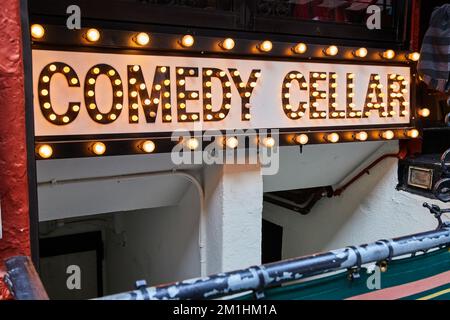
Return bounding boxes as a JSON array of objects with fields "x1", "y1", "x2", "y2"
[{"x1": 33, "y1": 50, "x2": 411, "y2": 137}]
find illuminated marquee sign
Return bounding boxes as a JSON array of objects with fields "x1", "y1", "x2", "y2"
[{"x1": 33, "y1": 49, "x2": 414, "y2": 158}]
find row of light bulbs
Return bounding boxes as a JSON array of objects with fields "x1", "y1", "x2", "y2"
[
  {"x1": 37, "y1": 129, "x2": 419, "y2": 159},
  {"x1": 30, "y1": 24, "x2": 420, "y2": 61}
]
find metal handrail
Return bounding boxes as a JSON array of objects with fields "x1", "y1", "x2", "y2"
[{"x1": 96, "y1": 222, "x2": 450, "y2": 300}]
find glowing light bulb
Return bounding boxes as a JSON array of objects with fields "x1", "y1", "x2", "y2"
[
  {"x1": 381, "y1": 130, "x2": 394, "y2": 140},
  {"x1": 407, "y1": 129, "x2": 419, "y2": 138},
  {"x1": 355, "y1": 131, "x2": 368, "y2": 141},
  {"x1": 295, "y1": 134, "x2": 309, "y2": 145},
  {"x1": 220, "y1": 38, "x2": 235, "y2": 50},
  {"x1": 141, "y1": 140, "x2": 155, "y2": 153},
  {"x1": 180, "y1": 35, "x2": 194, "y2": 47},
  {"x1": 418, "y1": 108, "x2": 430, "y2": 118},
  {"x1": 226, "y1": 137, "x2": 239, "y2": 149},
  {"x1": 135, "y1": 32, "x2": 150, "y2": 46},
  {"x1": 92, "y1": 142, "x2": 106, "y2": 155},
  {"x1": 31, "y1": 24, "x2": 45, "y2": 39},
  {"x1": 262, "y1": 137, "x2": 275, "y2": 148},
  {"x1": 38, "y1": 144, "x2": 53, "y2": 159},
  {"x1": 186, "y1": 138, "x2": 199, "y2": 150},
  {"x1": 86, "y1": 28, "x2": 100, "y2": 42},
  {"x1": 293, "y1": 43, "x2": 307, "y2": 54},
  {"x1": 258, "y1": 40, "x2": 272, "y2": 52},
  {"x1": 325, "y1": 45, "x2": 338, "y2": 56},
  {"x1": 354, "y1": 47, "x2": 368, "y2": 58},
  {"x1": 326, "y1": 133, "x2": 339, "y2": 143},
  {"x1": 407, "y1": 52, "x2": 420, "y2": 62},
  {"x1": 382, "y1": 50, "x2": 395, "y2": 60}
]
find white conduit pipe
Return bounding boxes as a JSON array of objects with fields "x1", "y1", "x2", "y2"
[{"x1": 37, "y1": 170, "x2": 207, "y2": 277}]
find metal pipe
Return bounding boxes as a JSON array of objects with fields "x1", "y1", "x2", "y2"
[
  {"x1": 37, "y1": 169, "x2": 207, "y2": 277},
  {"x1": 96, "y1": 224, "x2": 450, "y2": 300}
]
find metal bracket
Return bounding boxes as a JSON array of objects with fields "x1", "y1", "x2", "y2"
[
  {"x1": 251, "y1": 266, "x2": 266, "y2": 300},
  {"x1": 376, "y1": 260, "x2": 388, "y2": 272},
  {"x1": 432, "y1": 148, "x2": 450, "y2": 203},
  {"x1": 134, "y1": 279, "x2": 149, "y2": 300},
  {"x1": 347, "y1": 267, "x2": 361, "y2": 280},
  {"x1": 423, "y1": 202, "x2": 450, "y2": 229},
  {"x1": 347, "y1": 246, "x2": 362, "y2": 280}
]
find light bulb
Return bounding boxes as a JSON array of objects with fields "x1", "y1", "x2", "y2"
[
  {"x1": 382, "y1": 50, "x2": 395, "y2": 60},
  {"x1": 293, "y1": 43, "x2": 307, "y2": 54},
  {"x1": 355, "y1": 131, "x2": 368, "y2": 141},
  {"x1": 220, "y1": 38, "x2": 235, "y2": 50},
  {"x1": 407, "y1": 52, "x2": 420, "y2": 61},
  {"x1": 325, "y1": 45, "x2": 338, "y2": 56},
  {"x1": 407, "y1": 129, "x2": 419, "y2": 138},
  {"x1": 226, "y1": 137, "x2": 239, "y2": 149},
  {"x1": 141, "y1": 140, "x2": 155, "y2": 153},
  {"x1": 354, "y1": 47, "x2": 368, "y2": 58},
  {"x1": 326, "y1": 133, "x2": 339, "y2": 143},
  {"x1": 258, "y1": 40, "x2": 272, "y2": 52},
  {"x1": 381, "y1": 130, "x2": 394, "y2": 140},
  {"x1": 418, "y1": 108, "x2": 430, "y2": 117},
  {"x1": 262, "y1": 137, "x2": 275, "y2": 148},
  {"x1": 86, "y1": 28, "x2": 100, "y2": 42},
  {"x1": 180, "y1": 35, "x2": 194, "y2": 47},
  {"x1": 38, "y1": 144, "x2": 53, "y2": 159},
  {"x1": 186, "y1": 138, "x2": 199, "y2": 150},
  {"x1": 295, "y1": 134, "x2": 309, "y2": 145},
  {"x1": 31, "y1": 24, "x2": 45, "y2": 39},
  {"x1": 92, "y1": 142, "x2": 106, "y2": 155},
  {"x1": 135, "y1": 32, "x2": 150, "y2": 46}
]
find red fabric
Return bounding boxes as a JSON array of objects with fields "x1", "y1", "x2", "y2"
[{"x1": 0, "y1": 0, "x2": 31, "y2": 299}]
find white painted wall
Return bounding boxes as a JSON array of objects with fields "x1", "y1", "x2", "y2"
[
  {"x1": 104, "y1": 185, "x2": 200, "y2": 294},
  {"x1": 36, "y1": 154, "x2": 200, "y2": 221},
  {"x1": 263, "y1": 141, "x2": 388, "y2": 192},
  {"x1": 263, "y1": 141, "x2": 450, "y2": 259},
  {"x1": 204, "y1": 164, "x2": 263, "y2": 274}
]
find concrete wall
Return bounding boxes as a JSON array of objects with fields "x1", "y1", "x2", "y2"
[
  {"x1": 263, "y1": 141, "x2": 450, "y2": 259},
  {"x1": 204, "y1": 164, "x2": 263, "y2": 274}
]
